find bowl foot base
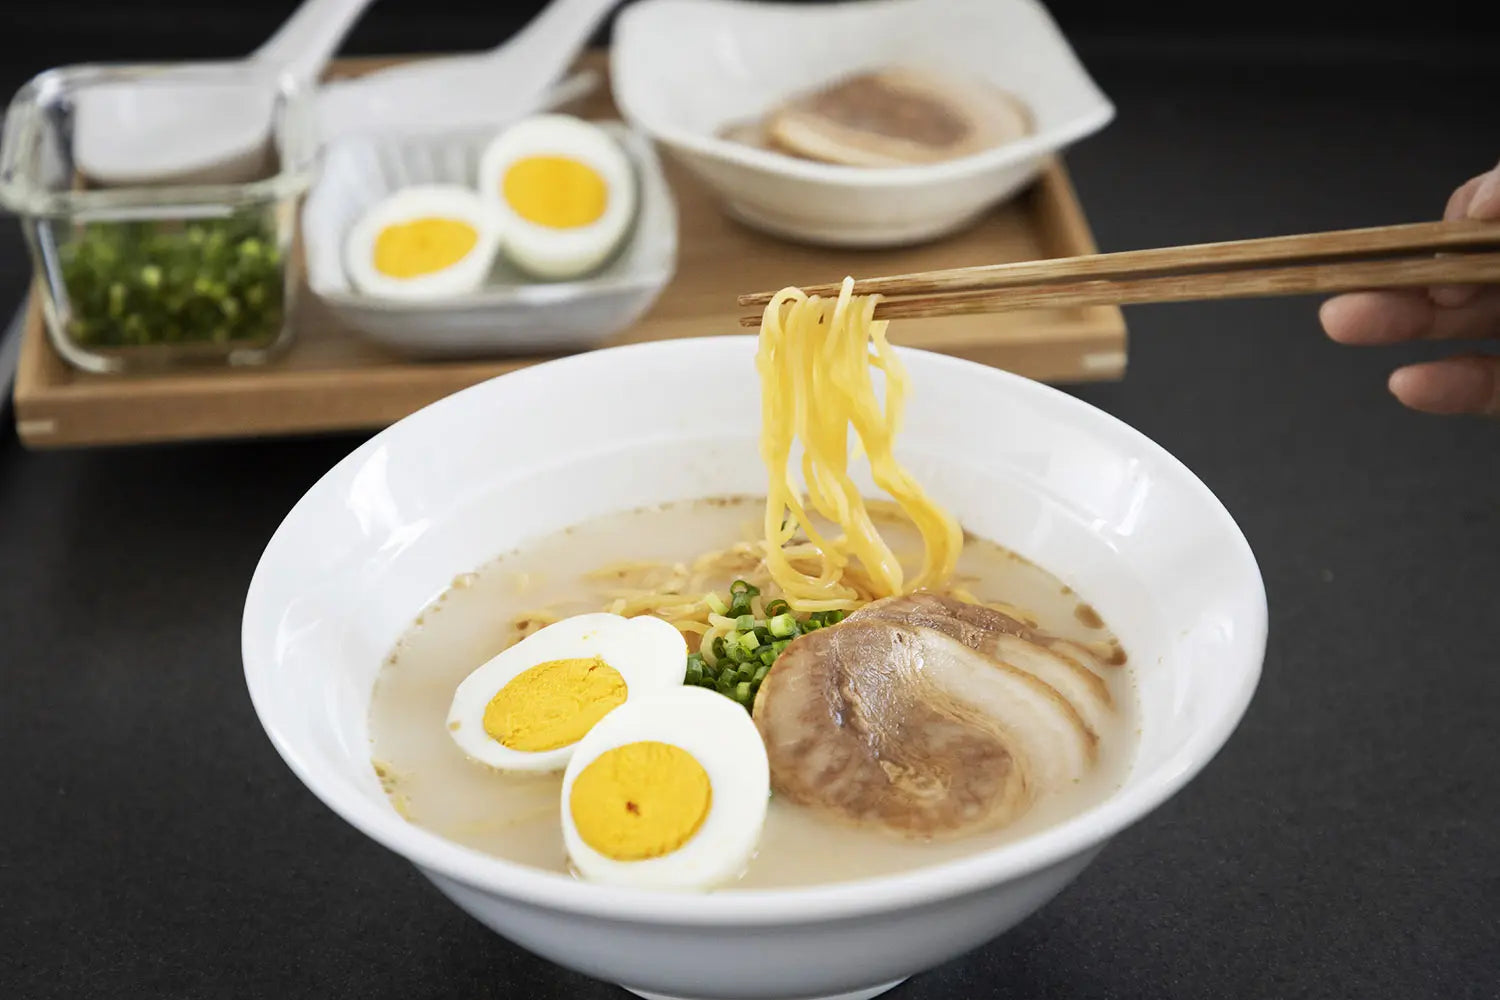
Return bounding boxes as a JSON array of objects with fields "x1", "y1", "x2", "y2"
[
  {"x1": 622, "y1": 979, "x2": 907, "y2": 1000},
  {"x1": 721, "y1": 197, "x2": 981, "y2": 249}
]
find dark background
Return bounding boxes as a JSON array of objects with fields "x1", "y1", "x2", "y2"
[
  {"x1": 2, "y1": 2, "x2": 1498, "y2": 999},
  {"x1": 4, "y1": 0, "x2": 1499, "y2": 88}
]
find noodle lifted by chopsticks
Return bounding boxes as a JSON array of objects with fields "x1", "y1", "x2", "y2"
[
  {"x1": 511, "y1": 278, "x2": 966, "y2": 647},
  {"x1": 756, "y1": 277, "x2": 962, "y2": 611}
]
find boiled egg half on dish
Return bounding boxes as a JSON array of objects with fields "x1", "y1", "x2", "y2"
[
  {"x1": 344, "y1": 184, "x2": 502, "y2": 300},
  {"x1": 447, "y1": 613, "x2": 686, "y2": 773},
  {"x1": 561, "y1": 686, "x2": 770, "y2": 891},
  {"x1": 479, "y1": 115, "x2": 637, "y2": 280}
]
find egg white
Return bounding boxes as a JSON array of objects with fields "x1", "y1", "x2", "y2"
[
  {"x1": 478, "y1": 115, "x2": 637, "y2": 280},
  {"x1": 344, "y1": 184, "x2": 502, "y2": 300},
  {"x1": 560, "y1": 687, "x2": 770, "y2": 891},
  {"x1": 446, "y1": 613, "x2": 686, "y2": 773}
]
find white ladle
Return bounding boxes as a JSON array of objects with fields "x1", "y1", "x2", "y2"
[
  {"x1": 73, "y1": 0, "x2": 372, "y2": 188},
  {"x1": 314, "y1": 0, "x2": 619, "y2": 144}
]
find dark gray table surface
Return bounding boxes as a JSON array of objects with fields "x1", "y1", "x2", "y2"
[{"x1": 2, "y1": 48, "x2": 1497, "y2": 1000}]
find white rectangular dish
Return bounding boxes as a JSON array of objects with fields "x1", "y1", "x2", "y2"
[
  {"x1": 301, "y1": 121, "x2": 676, "y2": 358},
  {"x1": 612, "y1": 0, "x2": 1113, "y2": 248}
]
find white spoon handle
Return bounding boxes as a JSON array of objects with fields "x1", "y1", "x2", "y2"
[
  {"x1": 479, "y1": 0, "x2": 618, "y2": 96},
  {"x1": 253, "y1": 0, "x2": 375, "y2": 83},
  {"x1": 314, "y1": 0, "x2": 617, "y2": 135}
]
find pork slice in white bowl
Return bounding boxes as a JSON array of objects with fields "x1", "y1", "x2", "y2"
[
  {"x1": 611, "y1": 0, "x2": 1114, "y2": 247},
  {"x1": 244, "y1": 323, "x2": 1264, "y2": 1000}
]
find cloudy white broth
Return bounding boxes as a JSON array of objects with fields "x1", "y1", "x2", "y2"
[{"x1": 368, "y1": 497, "x2": 1137, "y2": 889}]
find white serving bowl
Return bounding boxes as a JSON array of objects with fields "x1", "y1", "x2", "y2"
[
  {"x1": 243, "y1": 338, "x2": 1265, "y2": 1000},
  {"x1": 301, "y1": 121, "x2": 676, "y2": 358},
  {"x1": 611, "y1": 0, "x2": 1114, "y2": 248}
]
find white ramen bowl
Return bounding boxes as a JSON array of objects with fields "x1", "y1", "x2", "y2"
[
  {"x1": 611, "y1": 0, "x2": 1114, "y2": 247},
  {"x1": 243, "y1": 338, "x2": 1265, "y2": 1000}
]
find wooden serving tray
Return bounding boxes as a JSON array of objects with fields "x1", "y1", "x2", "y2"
[{"x1": 12, "y1": 55, "x2": 1125, "y2": 449}]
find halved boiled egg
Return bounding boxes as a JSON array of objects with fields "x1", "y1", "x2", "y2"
[
  {"x1": 447, "y1": 613, "x2": 686, "y2": 773},
  {"x1": 561, "y1": 687, "x2": 770, "y2": 891},
  {"x1": 478, "y1": 115, "x2": 637, "y2": 280},
  {"x1": 344, "y1": 185, "x2": 501, "y2": 300}
]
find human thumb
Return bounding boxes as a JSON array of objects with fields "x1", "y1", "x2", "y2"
[
  {"x1": 1467, "y1": 163, "x2": 1500, "y2": 219},
  {"x1": 1431, "y1": 162, "x2": 1500, "y2": 306}
]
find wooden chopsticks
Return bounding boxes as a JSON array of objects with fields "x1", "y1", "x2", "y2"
[{"x1": 736, "y1": 219, "x2": 1500, "y2": 326}]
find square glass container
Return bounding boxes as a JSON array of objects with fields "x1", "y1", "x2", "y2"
[{"x1": 0, "y1": 62, "x2": 317, "y2": 373}]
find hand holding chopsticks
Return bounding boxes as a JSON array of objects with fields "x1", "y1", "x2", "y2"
[{"x1": 737, "y1": 219, "x2": 1500, "y2": 327}]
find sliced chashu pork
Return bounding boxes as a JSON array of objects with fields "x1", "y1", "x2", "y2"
[
  {"x1": 848, "y1": 594, "x2": 1114, "y2": 739},
  {"x1": 764, "y1": 66, "x2": 1034, "y2": 168},
  {"x1": 753, "y1": 615, "x2": 1097, "y2": 839}
]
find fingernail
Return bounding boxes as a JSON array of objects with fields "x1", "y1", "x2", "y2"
[
  {"x1": 1468, "y1": 169, "x2": 1500, "y2": 220},
  {"x1": 1388, "y1": 367, "x2": 1420, "y2": 400},
  {"x1": 1430, "y1": 283, "x2": 1479, "y2": 307}
]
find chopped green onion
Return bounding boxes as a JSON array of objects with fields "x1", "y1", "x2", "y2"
[
  {"x1": 58, "y1": 212, "x2": 285, "y2": 350},
  {"x1": 768, "y1": 613, "x2": 798, "y2": 638},
  {"x1": 691, "y1": 595, "x2": 850, "y2": 712}
]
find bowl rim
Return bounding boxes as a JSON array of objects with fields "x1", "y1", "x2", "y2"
[
  {"x1": 610, "y1": 0, "x2": 1116, "y2": 189},
  {"x1": 243, "y1": 336, "x2": 1266, "y2": 926}
]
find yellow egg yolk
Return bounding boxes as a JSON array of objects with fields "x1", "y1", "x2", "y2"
[
  {"x1": 372, "y1": 217, "x2": 479, "y2": 279},
  {"x1": 483, "y1": 657, "x2": 627, "y2": 752},
  {"x1": 502, "y1": 156, "x2": 608, "y2": 229},
  {"x1": 569, "y1": 741, "x2": 712, "y2": 861}
]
